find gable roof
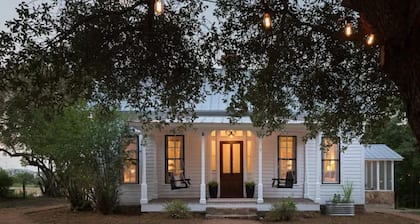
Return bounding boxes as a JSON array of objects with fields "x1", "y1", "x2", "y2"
[{"x1": 365, "y1": 144, "x2": 404, "y2": 161}]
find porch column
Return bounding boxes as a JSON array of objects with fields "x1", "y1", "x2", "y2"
[
  {"x1": 391, "y1": 161, "x2": 395, "y2": 191},
  {"x1": 200, "y1": 132, "x2": 206, "y2": 204},
  {"x1": 315, "y1": 133, "x2": 321, "y2": 203},
  {"x1": 376, "y1": 161, "x2": 380, "y2": 190},
  {"x1": 257, "y1": 135, "x2": 264, "y2": 204},
  {"x1": 140, "y1": 133, "x2": 148, "y2": 205},
  {"x1": 303, "y1": 142, "x2": 309, "y2": 199}
]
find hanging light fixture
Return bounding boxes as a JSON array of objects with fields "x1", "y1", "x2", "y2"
[
  {"x1": 227, "y1": 130, "x2": 235, "y2": 138},
  {"x1": 154, "y1": 0, "x2": 164, "y2": 16},
  {"x1": 344, "y1": 22, "x2": 353, "y2": 37},
  {"x1": 366, "y1": 33, "x2": 375, "y2": 46},
  {"x1": 262, "y1": 11, "x2": 272, "y2": 30}
]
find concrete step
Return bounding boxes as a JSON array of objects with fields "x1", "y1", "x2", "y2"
[
  {"x1": 207, "y1": 198, "x2": 257, "y2": 203},
  {"x1": 206, "y1": 207, "x2": 258, "y2": 219}
]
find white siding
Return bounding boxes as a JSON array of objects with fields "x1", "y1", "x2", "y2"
[
  {"x1": 156, "y1": 131, "x2": 201, "y2": 198},
  {"x1": 304, "y1": 139, "x2": 318, "y2": 201},
  {"x1": 119, "y1": 135, "x2": 158, "y2": 205},
  {"x1": 319, "y1": 139, "x2": 365, "y2": 204},
  {"x1": 119, "y1": 184, "x2": 141, "y2": 205},
  {"x1": 119, "y1": 124, "x2": 365, "y2": 206},
  {"x1": 146, "y1": 135, "x2": 158, "y2": 200},
  {"x1": 262, "y1": 126, "x2": 307, "y2": 198}
]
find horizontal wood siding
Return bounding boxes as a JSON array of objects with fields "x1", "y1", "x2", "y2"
[
  {"x1": 118, "y1": 125, "x2": 364, "y2": 205},
  {"x1": 119, "y1": 134, "x2": 158, "y2": 205},
  {"x1": 304, "y1": 139, "x2": 318, "y2": 201},
  {"x1": 262, "y1": 127, "x2": 306, "y2": 198},
  {"x1": 119, "y1": 184, "x2": 141, "y2": 205},
  {"x1": 146, "y1": 135, "x2": 158, "y2": 200},
  {"x1": 320, "y1": 140, "x2": 365, "y2": 204},
  {"x1": 156, "y1": 131, "x2": 201, "y2": 198}
]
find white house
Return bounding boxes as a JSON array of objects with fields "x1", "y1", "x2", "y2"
[{"x1": 118, "y1": 94, "x2": 366, "y2": 212}]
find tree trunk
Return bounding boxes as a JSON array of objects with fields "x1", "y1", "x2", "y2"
[
  {"x1": 384, "y1": 47, "x2": 420, "y2": 149},
  {"x1": 343, "y1": 0, "x2": 420, "y2": 149}
]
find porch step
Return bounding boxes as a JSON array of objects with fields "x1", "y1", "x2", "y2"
[
  {"x1": 205, "y1": 207, "x2": 258, "y2": 219},
  {"x1": 207, "y1": 198, "x2": 257, "y2": 203}
]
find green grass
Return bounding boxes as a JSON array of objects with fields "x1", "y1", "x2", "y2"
[
  {"x1": 11, "y1": 183, "x2": 39, "y2": 188},
  {"x1": 0, "y1": 197, "x2": 67, "y2": 208}
]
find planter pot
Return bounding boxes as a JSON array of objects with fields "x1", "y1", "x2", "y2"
[
  {"x1": 245, "y1": 185, "x2": 255, "y2": 198},
  {"x1": 209, "y1": 186, "x2": 218, "y2": 198},
  {"x1": 325, "y1": 202, "x2": 355, "y2": 216}
]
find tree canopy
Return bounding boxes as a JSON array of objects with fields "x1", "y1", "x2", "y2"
[{"x1": 0, "y1": 0, "x2": 418, "y2": 146}]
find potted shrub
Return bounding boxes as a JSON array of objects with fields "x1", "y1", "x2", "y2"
[
  {"x1": 245, "y1": 181, "x2": 255, "y2": 198},
  {"x1": 325, "y1": 182, "x2": 355, "y2": 216},
  {"x1": 208, "y1": 181, "x2": 218, "y2": 198}
]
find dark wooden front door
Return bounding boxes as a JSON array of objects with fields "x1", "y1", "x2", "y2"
[{"x1": 220, "y1": 141, "x2": 243, "y2": 198}]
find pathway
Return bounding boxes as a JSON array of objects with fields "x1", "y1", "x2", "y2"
[{"x1": 366, "y1": 206, "x2": 420, "y2": 223}]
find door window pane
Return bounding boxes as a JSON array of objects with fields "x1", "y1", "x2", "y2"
[
  {"x1": 232, "y1": 143, "x2": 241, "y2": 173},
  {"x1": 211, "y1": 140, "x2": 216, "y2": 171},
  {"x1": 222, "y1": 144, "x2": 231, "y2": 173}
]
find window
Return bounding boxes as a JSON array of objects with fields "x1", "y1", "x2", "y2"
[
  {"x1": 322, "y1": 138, "x2": 340, "y2": 184},
  {"x1": 211, "y1": 140, "x2": 217, "y2": 171},
  {"x1": 247, "y1": 140, "x2": 253, "y2": 173},
  {"x1": 211, "y1": 131, "x2": 216, "y2": 172},
  {"x1": 165, "y1": 135, "x2": 184, "y2": 184},
  {"x1": 365, "y1": 160, "x2": 392, "y2": 190},
  {"x1": 278, "y1": 136, "x2": 297, "y2": 183},
  {"x1": 123, "y1": 137, "x2": 138, "y2": 183}
]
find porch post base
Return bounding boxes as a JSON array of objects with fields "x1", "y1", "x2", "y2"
[
  {"x1": 304, "y1": 182, "x2": 309, "y2": 199},
  {"x1": 257, "y1": 183, "x2": 264, "y2": 204},
  {"x1": 200, "y1": 183, "x2": 206, "y2": 204},
  {"x1": 140, "y1": 183, "x2": 148, "y2": 204}
]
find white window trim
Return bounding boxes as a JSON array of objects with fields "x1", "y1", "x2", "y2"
[{"x1": 365, "y1": 160, "x2": 395, "y2": 191}]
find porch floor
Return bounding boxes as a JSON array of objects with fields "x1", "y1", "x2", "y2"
[{"x1": 140, "y1": 198, "x2": 320, "y2": 212}]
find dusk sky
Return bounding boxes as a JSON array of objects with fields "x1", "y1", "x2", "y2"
[
  {"x1": 0, "y1": 0, "x2": 21, "y2": 31},
  {"x1": 0, "y1": 0, "x2": 30, "y2": 171},
  {"x1": 0, "y1": 0, "x2": 215, "y2": 171}
]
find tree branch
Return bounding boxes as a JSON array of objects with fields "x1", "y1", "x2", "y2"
[{"x1": 47, "y1": 0, "x2": 149, "y2": 47}]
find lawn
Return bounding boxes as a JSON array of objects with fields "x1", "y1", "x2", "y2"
[{"x1": 0, "y1": 196, "x2": 66, "y2": 209}]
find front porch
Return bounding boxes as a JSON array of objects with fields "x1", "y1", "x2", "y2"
[{"x1": 140, "y1": 198, "x2": 320, "y2": 212}]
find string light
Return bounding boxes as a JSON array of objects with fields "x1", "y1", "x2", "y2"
[
  {"x1": 366, "y1": 33, "x2": 375, "y2": 46},
  {"x1": 344, "y1": 22, "x2": 353, "y2": 37},
  {"x1": 262, "y1": 12, "x2": 272, "y2": 30},
  {"x1": 154, "y1": 0, "x2": 164, "y2": 16}
]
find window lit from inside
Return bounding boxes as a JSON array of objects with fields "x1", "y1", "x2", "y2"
[
  {"x1": 278, "y1": 136, "x2": 297, "y2": 183},
  {"x1": 166, "y1": 135, "x2": 185, "y2": 183},
  {"x1": 322, "y1": 138, "x2": 340, "y2": 184},
  {"x1": 123, "y1": 137, "x2": 138, "y2": 183}
]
